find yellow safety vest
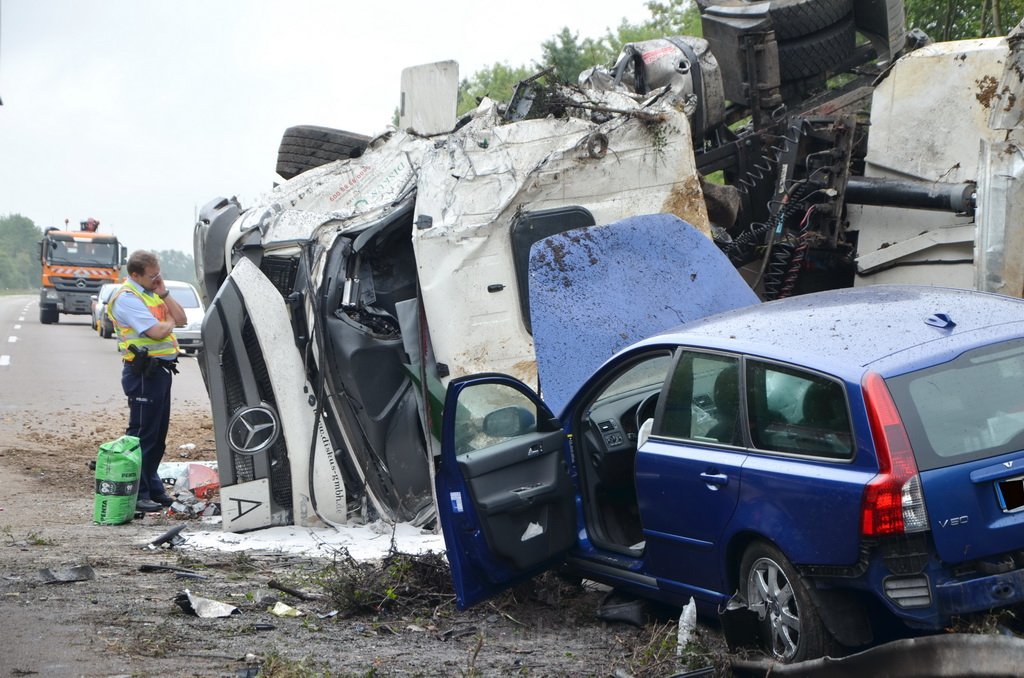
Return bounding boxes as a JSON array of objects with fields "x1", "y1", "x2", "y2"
[{"x1": 108, "y1": 283, "x2": 179, "y2": 359}]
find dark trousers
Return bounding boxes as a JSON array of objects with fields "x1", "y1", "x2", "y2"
[{"x1": 121, "y1": 361, "x2": 173, "y2": 501}]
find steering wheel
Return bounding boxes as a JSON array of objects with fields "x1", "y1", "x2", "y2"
[{"x1": 635, "y1": 392, "x2": 660, "y2": 433}]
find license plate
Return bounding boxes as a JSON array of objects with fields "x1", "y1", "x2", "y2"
[{"x1": 996, "y1": 476, "x2": 1024, "y2": 512}]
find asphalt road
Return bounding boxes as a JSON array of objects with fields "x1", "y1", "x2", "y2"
[{"x1": 0, "y1": 294, "x2": 210, "y2": 417}]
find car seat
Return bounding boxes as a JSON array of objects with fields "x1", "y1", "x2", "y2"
[{"x1": 708, "y1": 365, "x2": 740, "y2": 444}]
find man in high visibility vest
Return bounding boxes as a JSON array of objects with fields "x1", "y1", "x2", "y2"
[{"x1": 108, "y1": 250, "x2": 187, "y2": 513}]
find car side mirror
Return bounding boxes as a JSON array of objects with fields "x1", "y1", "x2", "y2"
[{"x1": 483, "y1": 406, "x2": 536, "y2": 437}]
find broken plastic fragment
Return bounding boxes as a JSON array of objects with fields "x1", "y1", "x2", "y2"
[{"x1": 268, "y1": 601, "x2": 304, "y2": 617}]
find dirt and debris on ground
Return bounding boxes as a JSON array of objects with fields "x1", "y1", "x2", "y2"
[{"x1": 0, "y1": 404, "x2": 734, "y2": 677}]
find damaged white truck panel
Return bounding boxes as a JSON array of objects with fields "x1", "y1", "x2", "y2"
[
  {"x1": 201, "y1": 86, "x2": 714, "y2": 532},
  {"x1": 220, "y1": 257, "x2": 346, "y2": 530},
  {"x1": 850, "y1": 37, "x2": 1015, "y2": 288},
  {"x1": 221, "y1": 133, "x2": 427, "y2": 263},
  {"x1": 977, "y1": 21, "x2": 1024, "y2": 298},
  {"x1": 413, "y1": 101, "x2": 708, "y2": 387},
  {"x1": 976, "y1": 140, "x2": 1024, "y2": 297}
]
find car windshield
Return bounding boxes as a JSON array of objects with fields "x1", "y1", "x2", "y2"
[
  {"x1": 595, "y1": 355, "x2": 673, "y2": 404},
  {"x1": 888, "y1": 339, "x2": 1024, "y2": 471}
]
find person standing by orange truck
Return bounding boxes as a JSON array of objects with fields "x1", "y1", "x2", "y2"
[{"x1": 107, "y1": 250, "x2": 186, "y2": 513}]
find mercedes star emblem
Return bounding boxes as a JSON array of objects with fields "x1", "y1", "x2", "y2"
[{"x1": 227, "y1": 404, "x2": 280, "y2": 455}]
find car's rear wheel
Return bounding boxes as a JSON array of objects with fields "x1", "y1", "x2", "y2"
[{"x1": 740, "y1": 541, "x2": 832, "y2": 662}]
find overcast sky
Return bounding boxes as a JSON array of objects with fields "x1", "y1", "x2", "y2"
[{"x1": 0, "y1": 0, "x2": 652, "y2": 254}]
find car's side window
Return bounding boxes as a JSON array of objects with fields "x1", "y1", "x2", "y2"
[
  {"x1": 746, "y1": 361, "x2": 853, "y2": 459},
  {"x1": 452, "y1": 383, "x2": 539, "y2": 456},
  {"x1": 656, "y1": 351, "x2": 741, "y2": 444}
]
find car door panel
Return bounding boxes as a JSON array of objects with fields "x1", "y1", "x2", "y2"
[
  {"x1": 636, "y1": 440, "x2": 745, "y2": 595},
  {"x1": 457, "y1": 430, "x2": 574, "y2": 569},
  {"x1": 436, "y1": 374, "x2": 575, "y2": 608}
]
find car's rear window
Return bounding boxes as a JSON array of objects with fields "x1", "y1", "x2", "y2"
[
  {"x1": 888, "y1": 339, "x2": 1024, "y2": 471},
  {"x1": 168, "y1": 285, "x2": 200, "y2": 308}
]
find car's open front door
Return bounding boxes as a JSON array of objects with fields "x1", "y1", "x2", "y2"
[{"x1": 436, "y1": 373, "x2": 575, "y2": 608}]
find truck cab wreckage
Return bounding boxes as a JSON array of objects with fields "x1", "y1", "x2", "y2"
[{"x1": 194, "y1": 0, "x2": 1024, "y2": 533}]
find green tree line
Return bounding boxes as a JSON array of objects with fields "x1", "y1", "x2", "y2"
[
  {"x1": 0, "y1": 213, "x2": 196, "y2": 292},
  {"x1": 0, "y1": 214, "x2": 42, "y2": 290},
  {"x1": 457, "y1": 0, "x2": 1024, "y2": 114}
]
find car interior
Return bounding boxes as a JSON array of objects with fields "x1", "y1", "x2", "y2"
[
  {"x1": 574, "y1": 352, "x2": 675, "y2": 557},
  {"x1": 573, "y1": 350, "x2": 856, "y2": 557}
]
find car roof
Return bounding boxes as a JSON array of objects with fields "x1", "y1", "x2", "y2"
[{"x1": 640, "y1": 285, "x2": 1024, "y2": 378}]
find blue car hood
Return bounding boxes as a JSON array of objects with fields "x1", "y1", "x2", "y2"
[{"x1": 528, "y1": 214, "x2": 759, "y2": 415}]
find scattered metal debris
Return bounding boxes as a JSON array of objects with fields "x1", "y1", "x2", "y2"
[
  {"x1": 138, "y1": 563, "x2": 207, "y2": 580},
  {"x1": 37, "y1": 565, "x2": 95, "y2": 584},
  {"x1": 143, "y1": 524, "x2": 186, "y2": 550},
  {"x1": 173, "y1": 589, "x2": 239, "y2": 618},
  {"x1": 730, "y1": 633, "x2": 1024, "y2": 677}
]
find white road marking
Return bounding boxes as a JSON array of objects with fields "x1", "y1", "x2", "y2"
[
  {"x1": 7, "y1": 336, "x2": 16, "y2": 343},
  {"x1": 0, "y1": 355, "x2": 9, "y2": 366},
  {"x1": 17, "y1": 317, "x2": 24, "y2": 322},
  {"x1": 13, "y1": 324, "x2": 21, "y2": 330}
]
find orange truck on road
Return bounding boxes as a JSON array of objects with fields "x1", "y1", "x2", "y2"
[{"x1": 38, "y1": 218, "x2": 126, "y2": 324}]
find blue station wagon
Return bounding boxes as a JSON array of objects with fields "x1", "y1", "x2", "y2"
[{"x1": 435, "y1": 285, "x2": 1024, "y2": 662}]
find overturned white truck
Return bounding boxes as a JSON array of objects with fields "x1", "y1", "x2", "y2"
[{"x1": 194, "y1": 2, "x2": 1024, "y2": 532}]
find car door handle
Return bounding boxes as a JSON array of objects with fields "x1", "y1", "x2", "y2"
[
  {"x1": 511, "y1": 483, "x2": 547, "y2": 504},
  {"x1": 699, "y1": 472, "x2": 729, "y2": 489}
]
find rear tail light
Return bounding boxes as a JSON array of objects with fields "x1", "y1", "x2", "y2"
[{"x1": 861, "y1": 372, "x2": 930, "y2": 536}]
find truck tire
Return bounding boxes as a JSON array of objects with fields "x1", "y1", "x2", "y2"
[
  {"x1": 777, "y1": 14, "x2": 857, "y2": 81},
  {"x1": 276, "y1": 125, "x2": 371, "y2": 180},
  {"x1": 697, "y1": 0, "x2": 854, "y2": 41},
  {"x1": 40, "y1": 306, "x2": 59, "y2": 324}
]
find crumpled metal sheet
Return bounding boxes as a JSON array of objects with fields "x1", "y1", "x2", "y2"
[
  {"x1": 252, "y1": 133, "x2": 427, "y2": 247},
  {"x1": 37, "y1": 565, "x2": 95, "y2": 584},
  {"x1": 852, "y1": 37, "x2": 1007, "y2": 288},
  {"x1": 413, "y1": 97, "x2": 710, "y2": 389},
  {"x1": 173, "y1": 589, "x2": 240, "y2": 618},
  {"x1": 989, "y1": 19, "x2": 1024, "y2": 130}
]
